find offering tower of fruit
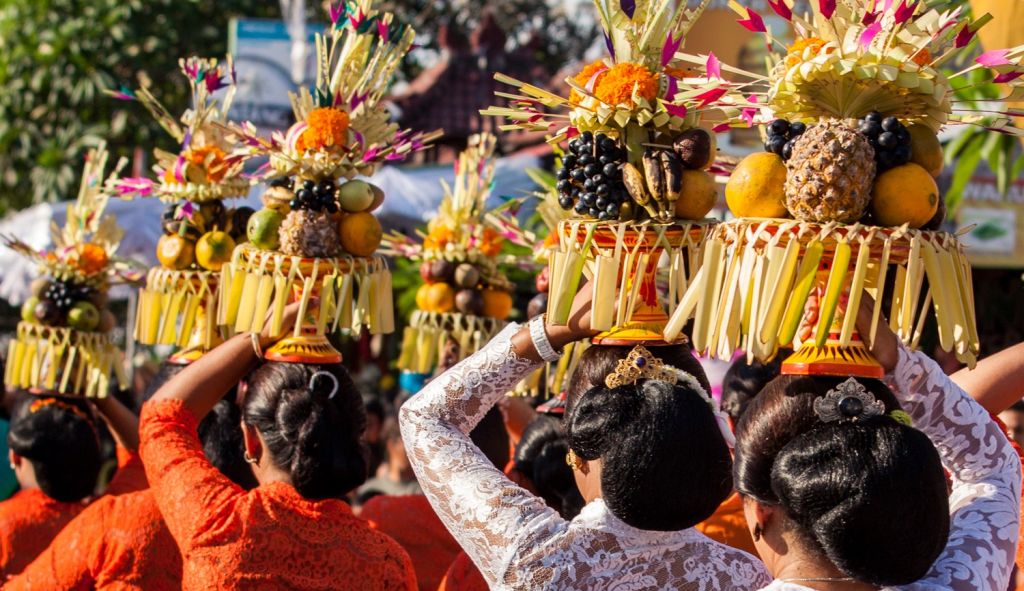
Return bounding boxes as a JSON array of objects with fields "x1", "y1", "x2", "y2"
[
  {"x1": 666, "y1": 0, "x2": 1024, "y2": 375},
  {"x1": 386, "y1": 134, "x2": 515, "y2": 376},
  {"x1": 4, "y1": 144, "x2": 135, "y2": 398},
  {"x1": 484, "y1": 0, "x2": 739, "y2": 345},
  {"x1": 220, "y1": 0, "x2": 440, "y2": 363},
  {"x1": 107, "y1": 57, "x2": 251, "y2": 363}
]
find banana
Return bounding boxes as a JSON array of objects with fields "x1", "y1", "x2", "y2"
[
  {"x1": 622, "y1": 162, "x2": 650, "y2": 206},
  {"x1": 814, "y1": 240, "x2": 851, "y2": 347},
  {"x1": 662, "y1": 151, "x2": 685, "y2": 203},
  {"x1": 643, "y1": 149, "x2": 665, "y2": 201},
  {"x1": 778, "y1": 240, "x2": 824, "y2": 347}
]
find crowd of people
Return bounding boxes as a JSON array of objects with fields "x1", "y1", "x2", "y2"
[{"x1": 0, "y1": 284, "x2": 1020, "y2": 590}]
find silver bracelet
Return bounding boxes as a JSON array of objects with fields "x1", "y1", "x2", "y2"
[{"x1": 529, "y1": 314, "x2": 561, "y2": 363}]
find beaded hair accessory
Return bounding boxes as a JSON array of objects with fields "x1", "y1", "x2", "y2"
[
  {"x1": 813, "y1": 378, "x2": 886, "y2": 423},
  {"x1": 603, "y1": 345, "x2": 735, "y2": 448}
]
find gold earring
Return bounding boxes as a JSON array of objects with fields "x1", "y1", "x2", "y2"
[{"x1": 565, "y1": 449, "x2": 583, "y2": 471}]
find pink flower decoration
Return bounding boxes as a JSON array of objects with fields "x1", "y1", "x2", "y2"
[
  {"x1": 956, "y1": 24, "x2": 977, "y2": 49},
  {"x1": 736, "y1": 8, "x2": 767, "y2": 33},
  {"x1": 859, "y1": 22, "x2": 883, "y2": 50},
  {"x1": 977, "y1": 49, "x2": 1011, "y2": 67},
  {"x1": 329, "y1": 2, "x2": 344, "y2": 25},
  {"x1": 377, "y1": 20, "x2": 389, "y2": 43},
  {"x1": 694, "y1": 86, "x2": 728, "y2": 108},
  {"x1": 994, "y1": 71, "x2": 1024, "y2": 84},
  {"x1": 664, "y1": 103, "x2": 688, "y2": 119},
  {"x1": 706, "y1": 52, "x2": 722, "y2": 80},
  {"x1": 818, "y1": 0, "x2": 836, "y2": 19},
  {"x1": 767, "y1": 0, "x2": 792, "y2": 20},
  {"x1": 662, "y1": 33, "x2": 684, "y2": 67},
  {"x1": 893, "y1": 0, "x2": 918, "y2": 25},
  {"x1": 712, "y1": 122, "x2": 731, "y2": 133}
]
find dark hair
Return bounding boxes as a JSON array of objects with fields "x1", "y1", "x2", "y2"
[
  {"x1": 471, "y1": 406, "x2": 510, "y2": 470},
  {"x1": 721, "y1": 355, "x2": 783, "y2": 423},
  {"x1": 242, "y1": 362, "x2": 368, "y2": 499},
  {"x1": 1010, "y1": 400, "x2": 1024, "y2": 413},
  {"x1": 566, "y1": 344, "x2": 711, "y2": 407},
  {"x1": 198, "y1": 398, "x2": 259, "y2": 490},
  {"x1": 142, "y1": 362, "x2": 183, "y2": 403},
  {"x1": 565, "y1": 345, "x2": 731, "y2": 531},
  {"x1": 8, "y1": 397, "x2": 101, "y2": 502},
  {"x1": 734, "y1": 375, "x2": 949, "y2": 585},
  {"x1": 514, "y1": 415, "x2": 584, "y2": 519}
]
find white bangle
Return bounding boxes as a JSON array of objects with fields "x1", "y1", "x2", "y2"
[{"x1": 529, "y1": 314, "x2": 561, "y2": 363}]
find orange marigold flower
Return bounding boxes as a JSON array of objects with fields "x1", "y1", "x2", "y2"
[
  {"x1": 911, "y1": 49, "x2": 932, "y2": 67},
  {"x1": 594, "y1": 62, "x2": 659, "y2": 108},
  {"x1": 185, "y1": 145, "x2": 229, "y2": 183},
  {"x1": 569, "y1": 60, "x2": 609, "y2": 105},
  {"x1": 75, "y1": 243, "x2": 109, "y2": 276},
  {"x1": 479, "y1": 228, "x2": 503, "y2": 257},
  {"x1": 297, "y1": 107, "x2": 351, "y2": 152},
  {"x1": 424, "y1": 225, "x2": 454, "y2": 251}
]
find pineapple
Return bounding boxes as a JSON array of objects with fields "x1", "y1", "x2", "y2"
[
  {"x1": 279, "y1": 209, "x2": 342, "y2": 258},
  {"x1": 784, "y1": 120, "x2": 876, "y2": 224}
]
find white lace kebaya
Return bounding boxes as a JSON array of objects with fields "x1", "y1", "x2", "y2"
[
  {"x1": 399, "y1": 324, "x2": 771, "y2": 591},
  {"x1": 757, "y1": 346, "x2": 1022, "y2": 591}
]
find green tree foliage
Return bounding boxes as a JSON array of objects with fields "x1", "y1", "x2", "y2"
[{"x1": 0, "y1": 0, "x2": 279, "y2": 216}]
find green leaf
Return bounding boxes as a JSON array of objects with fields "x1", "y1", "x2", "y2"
[{"x1": 946, "y1": 133, "x2": 985, "y2": 213}]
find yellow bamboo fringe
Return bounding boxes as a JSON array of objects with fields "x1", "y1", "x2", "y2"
[
  {"x1": 135, "y1": 268, "x2": 220, "y2": 350},
  {"x1": 666, "y1": 219, "x2": 979, "y2": 368},
  {"x1": 219, "y1": 244, "x2": 394, "y2": 339},
  {"x1": 397, "y1": 311, "x2": 506, "y2": 374},
  {"x1": 5, "y1": 323, "x2": 126, "y2": 398}
]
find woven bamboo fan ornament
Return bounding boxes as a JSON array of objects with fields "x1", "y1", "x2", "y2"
[
  {"x1": 662, "y1": 0, "x2": 1024, "y2": 375},
  {"x1": 483, "y1": 0, "x2": 750, "y2": 345},
  {"x1": 385, "y1": 134, "x2": 517, "y2": 378},
  {"x1": 4, "y1": 144, "x2": 138, "y2": 398},
  {"x1": 107, "y1": 57, "x2": 250, "y2": 364},
  {"x1": 216, "y1": 0, "x2": 441, "y2": 364}
]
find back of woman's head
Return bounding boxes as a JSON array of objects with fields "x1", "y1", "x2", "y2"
[
  {"x1": 198, "y1": 396, "x2": 259, "y2": 490},
  {"x1": 734, "y1": 375, "x2": 949, "y2": 585},
  {"x1": 721, "y1": 355, "x2": 783, "y2": 424},
  {"x1": 514, "y1": 415, "x2": 584, "y2": 519},
  {"x1": 566, "y1": 344, "x2": 711, "y2": 407},
  {"x1": 242, "y1": 362, "x2": 368, "y2": 499},
  {"x1": 565, "y1": 348, "x2": 731, "y2": 531},
  {"x1": 8, "y1": 397, "x2": 101, "y2": 502}
]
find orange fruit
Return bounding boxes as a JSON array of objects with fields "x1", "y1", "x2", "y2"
[
  {"x1": 426, "y1": 282, "x2": 455, "y2": 313},
  {"x1": 415, "y1": 283, "x2": 432, "y2": 311},
  {"x1": 674, "y1": 169, "x2": 718, "y2": 221},
  {"x1": 725, "y1": 153, "x2": 789, "y2": 218},
  {"x1": 157, "y1": 234, "x2": 195, "y2": 270},
  {"x1": 481, "y1": 289, "x2": 513, "y2": 320},
  {"x1": 871, "y1": 163, "x2": 939, "y2": 229},
  {"x1": 195, "y1": 231, "x2": 236, "y2": 271},
  {"x1": 339, "y1": 212, "x2": 383, "y2": 257},
  {"x1": 907, "y1": 124, "x2": 943, "y2": 178}
]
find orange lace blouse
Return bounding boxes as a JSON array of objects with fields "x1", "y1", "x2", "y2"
[
  {"x1": 361, "y1": 494, "x2": 461, "y2": 591},
  {"x1": 139, "y1": 398, "x2": 417, "y2": 590},
  {"x1": 3, "y1": 489, "x2": 181, "y2": 590},
  {"x1": 0, "y1": 489, "x2": 86, "y2": 577},
  {"x1": 437, "y1": 551, "x2": 488, "y2": 591}
]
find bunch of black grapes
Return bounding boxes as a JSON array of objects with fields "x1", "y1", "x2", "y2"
[
  {"x1": 290, "y1": 179, "x2": 339, "y2": 214},
  {"x1": 857, "y1": 111, "x2": 911, "y2": 172},
  {"x1": 764, "y1": 119, "x2": 807, "y2": 160},
  {"x1": 556, "y1": 131, "x2": 629, "y2": 221}
]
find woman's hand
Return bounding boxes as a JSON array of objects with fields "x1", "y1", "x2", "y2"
[
  {"x1": 854, "y1": 295, "x2": 899, "y2": 373},
  {"x1": 257, "y1": 298, "x2": 315, "y2": 347}
]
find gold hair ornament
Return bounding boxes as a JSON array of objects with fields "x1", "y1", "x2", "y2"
[{"x1": 604, "y1": 345, "x2": 680, "y2": 389}]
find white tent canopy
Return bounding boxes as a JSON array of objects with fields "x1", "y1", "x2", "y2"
[{"x1": 0, "y1": 154, "x2": 540, "y2": 306}]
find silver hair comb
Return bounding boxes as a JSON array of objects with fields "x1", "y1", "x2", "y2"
[
  {"x1": 813, "y1": 378, "x2": 885, "y2": 423},
  {"x1": 309, "y1": 371, "x2": 339, "y2": 400}
]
